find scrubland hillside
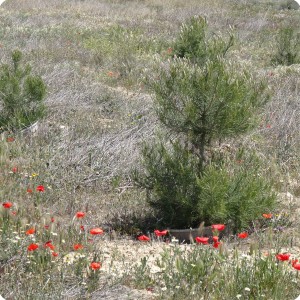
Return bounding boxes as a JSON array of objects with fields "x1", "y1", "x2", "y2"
[{"x1": 0, "y1": 0, "x2": 300, "y2": 299}]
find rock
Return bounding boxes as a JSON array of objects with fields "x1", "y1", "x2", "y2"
[{"x1": 169, "y1": 224, "x2": 231, "y2": 243}]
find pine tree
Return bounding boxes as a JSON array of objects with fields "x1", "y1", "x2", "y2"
[
  {"x1": 0, "y1": 50, "x2": 46, "y2": 131},
  {"x1": 134, "y1": 17, "x2": 275, "y2": 231}
]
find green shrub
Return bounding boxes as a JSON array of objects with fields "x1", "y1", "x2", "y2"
[
  {"x1": 0, "y1": 50, "x2": 46, "y2": 131},
  {"x1": 196, "y1": 158, "x2": 275, "y2": 232},
  {"x1": 271, "y1": 27, "x2": 300, "y2": 66},
  {"x1": 135, "y1": 17, "x2": 275, "y2": 230},
  {"x1": 135, "y1": 141, "x2": 201, "y2": 228},
  {"x1": 136, "y1": 141, "x2": 275, "y2": 231},
  {"x1": 172, "y1": 16, "x2": 234, "y2": 65}
]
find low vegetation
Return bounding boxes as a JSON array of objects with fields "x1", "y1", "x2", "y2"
[
  {"x1": 271, "y1": 26, "x2": 300, "y2": 66},
  {"x1": 0, "y1": 0, "x2": 300, "y2": 299},
  {"x1": 0, "y1": 50, "x2": 46, "y2": 131}
]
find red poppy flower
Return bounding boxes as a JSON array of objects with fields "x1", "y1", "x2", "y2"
[
  {"x1": 195, "y1": 237, "x2": 209, "y2": 245},
  {"x1": 27, "y1": 188, "x2": 33, "y2": 193},
  {"x1": 76, "y1": 211, "x2": 85, "y2": 218},
  {"x1": 73, "y1": 244, "x2": 84, "y2": 250},
  {"x1": 52, "y1": 252, "x2": 59, "y2": 257},
  {"x1": 211, "y1": 224, "x2": 226, "y2": 231},
  {"x1": 12, "y1": 167, "x2": 18, "y2": 173},
  {"x1": 27, "y1": 243, "x2": 39, "y2": 251},
  {"x1": 80, "y1": 225, "x2": 85, "y2": 231},
  {"x1": 276, "y1": 253, "x2": 290, "y2": 261},
  {"x1": 154, "y1": 230, "x2": 168, "y2": 237},
  {"x1": 6, "y1": 137, "x2": 15, "y2": 142},
  {"x1": 51, "y1": 217, "x2": 54, "y2": 223},
  {"x1": 26, "y1": 228, "x2": 35, "y2": 235},
  {"x1": 291, "y1": 259, "x2": 298, "y2": 266},
  {"x1": 238, "y1": 232, "x2": 248, "y2": 239},
  {"x1": 44, "y1": 241, "x2": 55, "y2": 250},
  {"x1": 138, "y1": 235, "x2": 150, "y2": 242},
  {"x1": 36, "y1": 185, "x2": 45, "y2": 192},
  {"x1": 212, "y1": 236, "x2": 219, "y2": 243},
  {"x1": 90, "y1": 228, "x2": 104, "y2": 235},
  {"x1": 90, "y1": 262, "x2": 101, "y2": 270},
  {"x1": 262, "y1": 213, "x2": 272, "y2": 219},
  {"x1": 293, "y1": 263, "x2": 300, "y2": 270},
  {"x1": 44, "y1": 225, "x2": 50, "y2": 229},
  {"x1": 213, "y1": 242, "x2": 221, "y2": 248},
  {"x1": 2, "y1": 202, "x2": 12, "y2": 209}
]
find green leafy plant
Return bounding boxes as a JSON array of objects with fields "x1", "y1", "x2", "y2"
[
  {"x1": 134, "y1": 17, "x2": 275, "y2": 230},
  {"x1": 271, "y1": 27, "x2": 300, "y2": 66},
  {"x1": 0, "y1": 50, "x2": 46, "y2": 131}
]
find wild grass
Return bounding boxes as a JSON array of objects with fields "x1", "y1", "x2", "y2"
[
  {"x1": 0, "y1": 0, "x2": 300, "y2": 298},
  {"x1": 127, "y1": 239, "x2": 300, "y2": 300}
]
